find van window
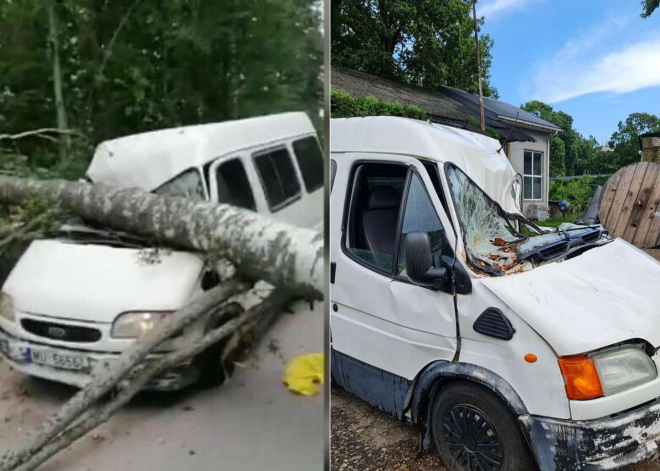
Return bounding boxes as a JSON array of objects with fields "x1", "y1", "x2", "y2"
[
  {"x1": 396, "y1": 173, "x2": 446, "y2": 278},
  {"x1": 216, "y1": 159, "x2": 256, "y2": 211},
  {"x1": 292, "y1": 136, "x2": 324, "y2": 192},
  {"x1": 154, "y1": 168, "x2": 205, "y2": 201},
  {"x1": 343, "y1": 163, "x2": 407, "y2": 274},
  {"x1": 253, "y1": 147, "x2": 301, "y2": 211}
]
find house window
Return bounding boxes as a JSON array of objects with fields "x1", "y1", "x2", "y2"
[{"x1": 523, "y1": 151, "x2": 542, "y2": 200}]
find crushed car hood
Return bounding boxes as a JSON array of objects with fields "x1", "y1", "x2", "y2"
[
  {"x1": 3, "y1": 239, "x2": 204, "y2": 323},
  {"x1": 481, "y1": 239, "x2": 660, "y2": 356}
]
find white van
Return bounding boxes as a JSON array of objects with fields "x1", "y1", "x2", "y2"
[
  {"x1": 0, "y1": 112, "x2": 323, "y2": 391},
  {"x1": 330, "y1": 116, "x2": 660, "y2": 471}
]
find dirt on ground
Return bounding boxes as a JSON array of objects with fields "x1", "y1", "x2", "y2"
[
  {"x1": 331, "y1": 384, "x2": 660, "y2": 471},
  {"x1": 0, "y1": 300, "x2": 324, "y2": 471}
]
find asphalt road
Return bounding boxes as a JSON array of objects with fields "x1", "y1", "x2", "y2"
[
  {"x1": 331, "y1": 384, "x2": 660, "y2": 471},
  {"x1": 0, "y1": 299, "x2": 324, "y2": 471}
]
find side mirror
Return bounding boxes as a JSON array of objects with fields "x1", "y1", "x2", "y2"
[{"x1": 404, "y1": 232, "x2": 448, "y2": 288}]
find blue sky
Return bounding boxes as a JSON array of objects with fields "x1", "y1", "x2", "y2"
[{"x1": 478, "y1": 0, "x2": 660, "y2": 144}]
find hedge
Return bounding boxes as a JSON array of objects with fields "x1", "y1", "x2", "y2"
[{"x1": 331, "y1": 88, "x2": 427, "y2": 120}]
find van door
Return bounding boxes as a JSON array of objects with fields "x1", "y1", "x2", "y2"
[{"x1": 330, "y1": 154, "x2": 458, "y2": 417}]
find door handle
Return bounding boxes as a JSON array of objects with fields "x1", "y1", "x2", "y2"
[{"x1": 331, "y1": 262, "x2": 336, "y2": 284}]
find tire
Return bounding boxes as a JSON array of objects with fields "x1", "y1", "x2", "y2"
[
  {"x1": 430, "y1": 381, "x2": 536, "y2": 471},
  {"x1": 196, "y1": 303, "x2": 244, "y2": 388}
]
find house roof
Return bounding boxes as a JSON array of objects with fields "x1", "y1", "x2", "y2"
[
  {"x1": 331, "y1": 67, "x2": 536, "y2": 143},
  {"x1": 439, "y1": 86, "x2": 563, "y2": 133}
]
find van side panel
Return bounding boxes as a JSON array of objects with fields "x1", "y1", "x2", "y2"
[
  {"x1": 332, "y1": 349, "x2": 411, "y2": 419},
  {"x1": 457, "y1": 279, "x2": 571, "y2": 419}
]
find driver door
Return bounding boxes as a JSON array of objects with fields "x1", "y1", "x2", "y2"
[{"x1": 330, "y1": 153, "x2": 458, "y2": 416}]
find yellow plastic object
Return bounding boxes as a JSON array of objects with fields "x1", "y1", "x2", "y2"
[{"x1": 283, "y1": 353, "x2": 324, "y2": 396}]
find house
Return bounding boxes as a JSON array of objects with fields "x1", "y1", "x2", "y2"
[{"x1": 331, "y1": 67, "x2": 562, "y2": 219}]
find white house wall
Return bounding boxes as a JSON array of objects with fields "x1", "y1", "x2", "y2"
[{"x1": 507, "y1": 128, "x2": 553, "y2": 215}]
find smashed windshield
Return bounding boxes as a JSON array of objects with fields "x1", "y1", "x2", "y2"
[
  {"x1": 447, "y1": 165, "x2": 523, "y2": 274},
  {"x1": 446, "y1": 164, "x2": 609, "y2": 275}
]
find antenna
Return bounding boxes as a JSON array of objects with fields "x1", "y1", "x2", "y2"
[{"x1": 497, "y1": 111, "x2": 520, "y2": 153}]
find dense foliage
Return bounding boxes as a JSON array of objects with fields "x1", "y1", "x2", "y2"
[
  {"x1": 609, "y1": 113, "x2": 660, "y2": 167},
  {"x1": 522, "y1": 101, "x2": 660, "y2": 178},
  {"x1": 331, "y1": 0, "x2": 497, "y2": 98},
  {"x1": 331, "y1": 88, "x2": 427, "y2": 120},
  {"x1": 549, "y1": 176, "x2": 609, "y2": 214},
  {"x1": 642, "y1": 0, "x2": 659, "y2": 17},
  {"x1": 0, "y1": 0, "x2": 323, "y2": 180}
]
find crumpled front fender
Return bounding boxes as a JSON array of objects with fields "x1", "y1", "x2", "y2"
[{"x1": 520, "y1": 397, "x2": 660, "y2": 470}]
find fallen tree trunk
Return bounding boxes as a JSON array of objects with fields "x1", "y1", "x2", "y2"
[
  {"x1": 0, "y1": 175, "x2": 323, "y2": 471},
  {"x1": 14, "y1": 290, "x2": 292, "y2": 471},
  {"x1": 0, "y1": 176, "x2": 324, "y2": 295},
  {"x1": 0, "y1": 280, "x2": 249, "y2": 471}
]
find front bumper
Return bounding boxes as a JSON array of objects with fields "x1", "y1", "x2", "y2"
[
  {"x1": 0, "y1": 328, "x2": 199, "y2": 391},
  {"x1": 520, "y1": 396, "x2": 660, "y2": 471}
]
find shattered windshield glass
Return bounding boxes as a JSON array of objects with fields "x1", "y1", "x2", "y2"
[
  {"x1": 447, "y1": 165, "x2": 522, "y2": 274},
  {"x1": 446, "y1": 164, "x2": 609, "y2": 275}
]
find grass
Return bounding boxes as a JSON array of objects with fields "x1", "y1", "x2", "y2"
[{"x1": 538, "y1": 214, "x2": 578, "y2": 228}]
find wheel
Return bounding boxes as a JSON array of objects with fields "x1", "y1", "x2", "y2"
[
  {"x1": 431, "y1": 381, "x2": 535, "y2": 471},
  {"x1": 196, "y1": 303, "x2": 244, "y2": 388}
]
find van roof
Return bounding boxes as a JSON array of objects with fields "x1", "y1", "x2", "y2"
[
  {"x1": 87, "y1": 112, "x2": 315, "y2": 191},
  {"x1": 330, "y1": 116, "x2": 519, "y2": 212}
]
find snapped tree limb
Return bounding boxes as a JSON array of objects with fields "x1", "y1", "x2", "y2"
[
  {"x1": 14, "y1": 290, "x2": 292, "y2": 471},
  {"x1": 0, "y1": 280, "x2": 249, "y2": 471},
  {"x1": 0, "y1": 176, "x2": 323, "y2": 296}
]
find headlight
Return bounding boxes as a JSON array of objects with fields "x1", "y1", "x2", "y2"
[
  {"x1": 0, "y1": 293, "x2": 15, "y2": 322},
  {"x1": 559, "y1": 344, "x2": 657, "y2": 400},
  {"x1": 111, "y1": 311, "x2": 173, "y2": 339},
  {"x1": 590, "y1": 344, "x2": 657, "y2": 396}
]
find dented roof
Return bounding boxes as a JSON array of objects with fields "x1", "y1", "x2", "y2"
[
  {"x1": 331, "y1": 116, "x2": 520, "y2": 214},
  {"x1": 87, "y1": 112, "x2": 315, "y2": 192}
]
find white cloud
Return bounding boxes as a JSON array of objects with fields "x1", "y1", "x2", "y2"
[
  {"x1": 479, "y1": 0, "x2": 536, "y2": 18},
  {"x1": 523, "y1": 15, "x2": 660, "y2": 103}
]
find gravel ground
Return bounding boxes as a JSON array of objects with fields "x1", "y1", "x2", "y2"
[{"x1": 331, "y1": 384, "x2": 660, "y2": 471}]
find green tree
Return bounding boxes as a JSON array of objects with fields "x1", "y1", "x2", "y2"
[
  {"x1": 549, "y1": 137, "x2": 566, "y2": 177},
  {"x1": 609, "y1": 112, "x2": 660, "y2": 167},
  {"x1": 521, "y1": 100, "x2": 580, "y2": 176},
  {"x1": 0, "y1": 0, "x2": 322, "y2": 179},
  {"x1": 331, "y1": 0, "x2": 498, "y2": 97},
  {"x1": 642, "y1": 0, "x2": 659, "y2": 17}
]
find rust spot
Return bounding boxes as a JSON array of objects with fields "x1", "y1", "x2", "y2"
[{"x1": 493, "y1": 237, "x2": 507, "y2": 246}]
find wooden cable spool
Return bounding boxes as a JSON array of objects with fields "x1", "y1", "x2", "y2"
[{"x1": 598, "y1": 161, "x2": 660, "y2": 248}]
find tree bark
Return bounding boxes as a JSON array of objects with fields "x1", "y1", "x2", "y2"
[
  {"x1": 0, "y1": 280, "x2": 248, "y2": 471},
  {"x1": 0, "y1": 176, "x2": 324, "y2": 295},
  {"x1": 47, "y1": 1, "x2": 71, "y2": 157}
]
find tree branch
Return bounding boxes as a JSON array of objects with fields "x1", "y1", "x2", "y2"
[
  {"x1": 13, "y1": 290, "x2": 293, "y2": 471},
  {"x1": 0, "y1": 280, "x2": 249, "y2": 471},
  {"x1": 0, "y1": 129, "x2": 81, "y2": 141}
]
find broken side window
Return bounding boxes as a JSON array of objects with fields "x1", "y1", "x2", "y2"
[
  {"x1": 446, "y1": 165, "x2": 522, "y2": 274},
  {"x1": 155, "y1": 168, "x2": 206, "y2": 201}
]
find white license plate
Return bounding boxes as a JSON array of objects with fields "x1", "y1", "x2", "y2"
[{"x1": 28, "y1": 347, "x2": 89, "y2": 371}]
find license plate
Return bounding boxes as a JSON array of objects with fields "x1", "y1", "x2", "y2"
[{"x1": 28, "y1": 347, "x2": 89, "y2": 371}]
